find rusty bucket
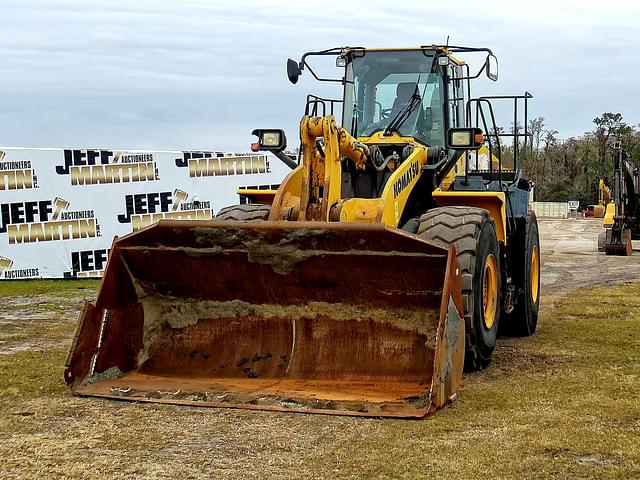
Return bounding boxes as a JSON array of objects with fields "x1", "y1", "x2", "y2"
[{"x1": 65, "y1": 221, "x2": 464, "y2": 418}]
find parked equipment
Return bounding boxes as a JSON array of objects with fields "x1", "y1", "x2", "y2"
[
  {"x1": 593, "y1": 179, "x2": 611, "y2": 218},
  {"x1": 66, "y1": 46, "x2": 540, "y2": 418},
  {"x1": 598, "y1": 142, "x2": 639, "y2": 255}
]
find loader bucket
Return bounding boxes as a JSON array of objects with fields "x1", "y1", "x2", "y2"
[{"x1": 65, "y1": 221, "x2": 464, "y2": 418}]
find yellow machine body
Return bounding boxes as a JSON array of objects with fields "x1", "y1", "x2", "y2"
[
  {"x1": 66, "y1": 45, "x2": 528, "y2": 418},
  {"x1": 66, "y1": 114, "x2": 472, "y2": 418},
  {"x1": 604, "y1": 202, "x2": 615, "y2": 226}
]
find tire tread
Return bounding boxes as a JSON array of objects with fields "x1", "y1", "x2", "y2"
[
  {"x1": 418, "y1": 206, "x2": 496, "y2": 371},
  {"x1": 215, "y1": 204, "x2": 271, "y2": 222}
]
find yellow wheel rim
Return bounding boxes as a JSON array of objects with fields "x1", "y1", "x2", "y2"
[
  {"x1": 482, "y1": 254, "x2": 498, "y2": 329},
  {"x1": 531, "y1": 244, "x2": 540, "y2": 303}
]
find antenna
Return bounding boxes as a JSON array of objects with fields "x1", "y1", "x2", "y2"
[{"x1": 446, "y1": 35, "x2": 450, "y2": 46}]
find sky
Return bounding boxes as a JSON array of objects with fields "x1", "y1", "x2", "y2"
[{"x1": 2, "y1": 0, "x2": 640, "y2": 152}]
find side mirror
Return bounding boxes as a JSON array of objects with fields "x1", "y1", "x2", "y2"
[
  {"x1": 447, "y1": 128, "x2": 484, "y2": 150},
  {"x1": 287, "y1": 59, "x2": 302, "y2": 84},
  {"x1": 251, "y1": 129, "x2": 287, "y2": 153},
  {"x1": 486, "y1": 54, "x2": 498, "y2": 81}
]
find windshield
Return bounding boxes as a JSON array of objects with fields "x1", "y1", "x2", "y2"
[{"x1": 343, "y1": 50, "x2": 445, "y2": 146}]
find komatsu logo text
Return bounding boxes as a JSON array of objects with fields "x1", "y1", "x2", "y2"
[
  {"x1": 56, "y1": 150, "x2": 158, "y2": 185},
  {"x1": 393, "y1": 161, "x2": 420, "y2": 198}
]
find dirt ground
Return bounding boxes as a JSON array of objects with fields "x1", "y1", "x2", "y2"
[
  {"x1": 539, "y1": 217, "x2": 640, "y2": 298},
  {"x1": 1, "y1": 217, "x2": 639, "y2": 479}
]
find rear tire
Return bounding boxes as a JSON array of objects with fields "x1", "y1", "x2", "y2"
[
  {"x1": 417, "y1": 206, "x2": 501, "y2": 371},
  {"x1": 597, "y1": 231, "x2": 606, "y2": 252},
  {"x1": 505, "y1": 213, "x2": 540, "y2": 336},
  {"x1": 214, "y1": 204, "x2": 271, "y2": 221}
]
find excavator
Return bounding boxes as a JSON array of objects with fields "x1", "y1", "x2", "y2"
[
  {"x1": 593, "y1": 179, "x2": 612, "y2": 218},
  {"x1": 598, "y1": 141, "x2": 639, "y2": 255},
  {"x1": 65, "y1": 46, "x2": 540, "y2": 418}
]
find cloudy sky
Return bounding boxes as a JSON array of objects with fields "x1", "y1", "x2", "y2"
[{"x1": 2, "y1": 0, "x2": 640, "y2": 152}]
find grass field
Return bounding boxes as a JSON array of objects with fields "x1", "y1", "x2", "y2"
[{"x1": 0, "y1": 279, "x2": 639, "y2": 479}]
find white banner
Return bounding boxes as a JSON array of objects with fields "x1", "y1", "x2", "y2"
[{"x1": 0, "y1": 147, "x2": 289, "y2": 279}]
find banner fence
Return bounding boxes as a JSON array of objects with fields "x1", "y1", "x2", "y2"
[{"x1": 0, "y1": 147, "x2": 288, "y2": 279}]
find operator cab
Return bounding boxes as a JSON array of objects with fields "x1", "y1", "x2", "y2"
[
  {"x1": 271, "y1": 46, "x2": 531, "y2": 201},
  {"x1": 342, "y1": 50, "x2": 446, "y2": 148}
]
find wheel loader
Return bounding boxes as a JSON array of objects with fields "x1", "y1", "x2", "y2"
[
  {"x1": 65, "y1": 46, "x2": 540, "y2": 418},
  {"x1": 598, "y1": 141, "x2": 639, "y2": 255}
]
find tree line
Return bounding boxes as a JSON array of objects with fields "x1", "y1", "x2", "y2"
[{"x1": 515, "y1": 113, "x2": 639, "y2": 205}]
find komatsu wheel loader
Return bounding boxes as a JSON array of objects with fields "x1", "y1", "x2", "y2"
[
  {"x1": 65, "y1": 46, "x2": 540, "y2": 418},
  {"x1": 598, "y1": 141, "x2": 639, "y2": 255}
]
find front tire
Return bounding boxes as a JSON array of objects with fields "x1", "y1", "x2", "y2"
[
  {"x1": 214, "y1": 204, "x2": 271, "y2": 221},
  {"x1": 418, "y1": 207, "x2": 501, "y2": 371}
]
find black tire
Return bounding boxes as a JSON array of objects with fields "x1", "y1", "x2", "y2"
[
  {"x1": 417, "y1": 206, "x2": 501, "y2": 371},
  {"x1": 502, "y1": 213, "x2": 540, "y2": 336},
  {"x1": 214, "y1": 204, "x2": 271, "y2": 221},
  {"x1": 597, "y1": 230, "x2": 606, "y2": 252}
]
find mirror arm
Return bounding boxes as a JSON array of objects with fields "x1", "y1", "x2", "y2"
[{"x1": 301, "y1": 59, "x2": 344, "y2": 83}]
